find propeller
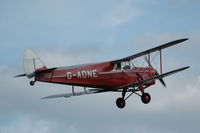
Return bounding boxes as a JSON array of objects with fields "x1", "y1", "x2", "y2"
[
  {"x1": 155, "y1": 71, "x2": 166, "y2": 87},
  {"x1": 145, "y1": 56, "x2": 166, "y2": 87}
]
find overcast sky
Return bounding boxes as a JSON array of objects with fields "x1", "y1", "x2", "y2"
[{"x1": 0, "y1": 0, "x2": 200, "y2": 133}]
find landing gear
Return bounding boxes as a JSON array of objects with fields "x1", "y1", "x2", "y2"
[
  {"x1": 141, "y1": 93, "x2": 151, "y2": 104},
  {"x1": 116, "y1": 98, "x2": 126, "y2": 108},
  {"x1": 115, "y1": 87, "x2": 152, "y2": 109},
  {"x1": 30, "y1": 81, "x2": 35, "y2": 86},
  {"x1": 116, "y1": 88, "x2": 127, "y2": 109}
]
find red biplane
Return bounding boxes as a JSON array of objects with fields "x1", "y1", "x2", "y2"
[{"x1": 16, "y1": 38, "x2": 189, "y2": 108}]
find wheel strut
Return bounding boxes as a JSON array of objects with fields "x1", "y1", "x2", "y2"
[{"x1": 122, "y1": 88, "x2": 127, "y2": 99}]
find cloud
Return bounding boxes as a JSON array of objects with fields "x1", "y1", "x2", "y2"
[
  {"x1": 0, "y1": 116, "x2": 75, "y2": 133},
  {"x1": 32, "y1": 43, "x2": 107, "y2": 68},
  {"x1": 101, "y1": 1, "x2": 143, "y2": 27}
]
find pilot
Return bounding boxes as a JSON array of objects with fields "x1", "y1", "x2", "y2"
[{"x1": 114, "y1": 63, "x2": 121, "y2": 70}]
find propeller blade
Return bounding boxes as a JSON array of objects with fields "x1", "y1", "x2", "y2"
[
  {"x1": 155, "y1": 72, "x2": 166, "y2": 87},
  {"x1": 159, "y1": 78, "x2": 166, "y2": 87}
]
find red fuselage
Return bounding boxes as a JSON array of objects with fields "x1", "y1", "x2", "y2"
[{"x1": 35, "y1": 61, "x2": 156, "y2": 89}]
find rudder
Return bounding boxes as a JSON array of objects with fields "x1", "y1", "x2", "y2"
[{"x1": 23, "y1": 49, "x2": 47, "y2": 78}]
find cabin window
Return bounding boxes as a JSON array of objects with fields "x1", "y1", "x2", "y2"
[
  {"x1": 114, "y1": 61, "x2": 133, "y2": 71},
  {"x1": 121, "y1": 61, "x2": 131, "y2": 70}
]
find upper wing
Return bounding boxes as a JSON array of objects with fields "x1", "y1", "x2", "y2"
[
  {"x1": 119, "y1": 66, "x2": 189, "y2": 89},
  {"x1": 113, "y1": 38, "x2": 188, "y2": 63}
]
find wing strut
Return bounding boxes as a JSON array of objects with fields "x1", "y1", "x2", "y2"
[
  {"x1": 160, "y1": 50, "x2": 162, "y2": 74},
  {"x1": 72, "y1": 85, "x2": 75, "y2": 95}
]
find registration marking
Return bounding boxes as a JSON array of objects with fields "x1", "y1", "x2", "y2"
[{"x1": 66, "y1": 70, "x2": 98, "y2": 79}]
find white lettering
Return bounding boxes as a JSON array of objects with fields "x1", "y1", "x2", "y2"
[
  {"x1": 66, "y1": 70, "x2": 98, "y2": 79},
  {"x1": 82, "y1": 71, "x2": 87, "y2": 78},
  {"x1": 77, "y1": 71, "x2": 81, "y2": 78},
  {"x1": 87, "y1": 70, "x2": 93, "y2": 78},
  {"x1": 67, "y1": 72, "x2": 72, "y2": 79},
  {"x1": 93, "y1": 70, "x2": 98, "y2": 77}
]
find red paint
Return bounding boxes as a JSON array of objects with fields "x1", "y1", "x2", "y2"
[{"x1": 35, "y1": 61, "x2": 156, "y2": 89}]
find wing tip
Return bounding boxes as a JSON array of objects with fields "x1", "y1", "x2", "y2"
[
  {"x1": 182, "y1": 38, "x2": 189, "y2": 41},
  {"x1": 183, "y1": 66, "x2": 190, "y2": 70},
  {"x1": 40, "y1": 96, "x2": 63, "y2": 99},
  {"x1": 174, "y1": 38, "x2": 189, "y2": 44},
  {"x1": 14, "y1": 74, "x2": 26, "y2": 78},
  {"x1": 40, "y1": 96, "x2": 51, "y2": 99}
]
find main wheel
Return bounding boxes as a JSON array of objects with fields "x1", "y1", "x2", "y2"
[
  {"x1": 141, "y1": 93, "x2": 151, "y2": 104},
  {"x1": 30, "y1": 81, "x2": 35, "y2": 86},
  {"x1": 116, "y1": 98, "x2": 126, "y2": 108}
]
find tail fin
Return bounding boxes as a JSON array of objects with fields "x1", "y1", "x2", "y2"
[{"x1": 23, "y1": 50, "x2": 47, "y2": 78}]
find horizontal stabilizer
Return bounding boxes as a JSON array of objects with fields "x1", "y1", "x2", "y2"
[
  {"x1": 41, "y1": 90, "x2": 98, "y2": 99},
  {"x1": 14, "y1": 74, "x2": 26, "y2": 78}
]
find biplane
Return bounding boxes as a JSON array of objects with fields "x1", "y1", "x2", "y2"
[{"x1": 16, "y1": 38, "x2": 189, "y2": 108}]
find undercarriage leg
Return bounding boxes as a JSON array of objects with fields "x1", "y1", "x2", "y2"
[
  {"x1": 122, "y1": 88, "x2": 127, "y2": 99},
  {"x1": 140, "y1": 85, "x2": 144, "y2": 94}
]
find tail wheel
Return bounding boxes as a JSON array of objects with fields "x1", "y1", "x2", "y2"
[
  {"x1": 116, "y1": 98, "x2": 126, "y2": 108},
  {"x1": 30, "y1": 81, "x2": 35, "y2": 86},
  {"x1": 141, "y1": 93, "x2": 151, "y2": 104}
]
